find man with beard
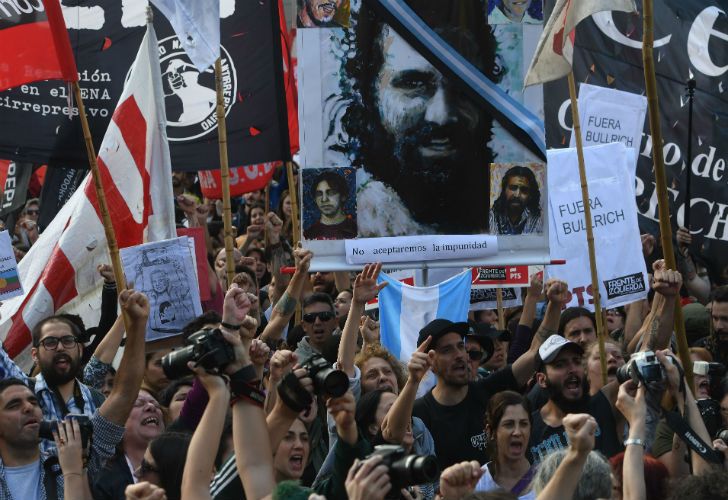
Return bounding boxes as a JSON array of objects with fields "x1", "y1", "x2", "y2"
[
  {"x1": 0, "y1": 290, "x2": 150, "y2": 498},
  {"x1": 297, "y1": 0, "x2": 344, "y2": 28},
  {"x1": 412, "y1": 279, "x2": 569, "y2": 471},
  {"x1": 0, "y1": 316, "x2": 105, "y2": 454},
  {"x1": 695, "y1": 286, "x2": 728, "y2": 364},
  {"x1": 489, "y1": 165, "x2": 543, "y2": 235},
  {"x1": 529, "y1": 261, "x2": 684, "y2": 464},
  {"x1": 528, "y1": 335, "x2": 622, "y2": 464},
  {"x1": 336, "y1": 2, "x2": 499, "y2": 236}
]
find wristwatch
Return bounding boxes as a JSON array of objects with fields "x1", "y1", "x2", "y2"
[{"x1": 624, "y1": 438, "x2": 646, "y2": 448}]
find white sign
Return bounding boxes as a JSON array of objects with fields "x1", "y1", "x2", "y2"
[
  {"x1": 120, "y1": 236, "x2": 203, "y2": 342},
  {"x1": 0, "y1": 231, "x2": 23, "y2": 301},
  {"x1": 345, "y1": 235, "x2": 498, "y2": 265},
  {"x1": 546, "y1": 143, "x2": 648, "y2": 309},
  {"x1": 569, "y1": 83, "x2": 647, "y2": 170}
]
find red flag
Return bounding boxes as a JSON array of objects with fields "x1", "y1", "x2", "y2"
[
  {"x1": 279, "y1": 0, "x2": 299, "y2": 155},
  {"x1": 198, "y1": 162, "x2": 280, "y2": 199},
  {"x1": 0, "y1": 24, "x2": 175, "y2": 361},
  {"x1": 0, "y1": 0, "x2": 78, "y2": 92}
]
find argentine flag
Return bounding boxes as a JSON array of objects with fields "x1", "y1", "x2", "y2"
[{"x1": 377, "y1": 269, "x2": 471, "y2": 363}]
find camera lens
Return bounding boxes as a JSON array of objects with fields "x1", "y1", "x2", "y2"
[
  {"x1": 162, "y1": 346, "x2": 195, "y2": 380},
  {"x1": 392, "y1": 454, "x2": 439, "y2": 486},
  {"x1": 316, "y1": 368, "x2": 349, "y2": 398},
  {"x1": 616, "y1": 363, "x2": 632, "y2": 384}
]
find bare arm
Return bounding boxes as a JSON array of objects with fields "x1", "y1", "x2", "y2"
[
  {"x1": 337, "y1": 263, "x2": 387, "y2": 377},
  {"x1": 381, "y1": 337, "x2": 431, "y2": 444},
  {"x1": 512, "y1": 279, "x2": 569, "y2": 386},
  {"x1": 676, "y1": 227, "x2": 710, "y2": 304},
  {"x1": 630, "y1": 260, "x2": 682, "y2": 354},
  {"x1": 99, "y1": 291, "x2": 149, "y2": 425},
  {"x1": 616, "y1": 381, "x2": 647, "y2": 500},
  {"x1": 260, "y1": 248, "x2": 312, "y2": 343},
  {"x1": 536, "y1": 414, "x2": 596, "y2": 500},
  {"x1": 623, "y1": 299, "x2": 648, "y2": 352},
  {"x1": 181, "y1": 371, "x2": 230, "y2": 500},
  {"x1": 334, "y1": 271, "x2": 351, "y2": 295},
  {"x1": 89, "y1": 316, "x2": 124, "y2": 365}
]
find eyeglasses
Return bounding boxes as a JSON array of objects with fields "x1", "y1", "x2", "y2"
[
  {"x1": 135, "y1": 458, "x2": 159, "y2": 478},
  {"x1": 302, "y1": 311, "x2": 335, "y2": 323},
  {"x1": 467, "y1": 350, "x2": 485, "y2": 362},
  {"x1": 37, "y1": 335, "x2": 78, "y2": 351}
]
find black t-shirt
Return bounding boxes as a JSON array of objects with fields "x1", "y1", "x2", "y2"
[
  {"x1": 527, "y1": 390, "x2": 623, "y2": 464},
  {"x1": 413, "y1": 366, "x2": 518, "y2": 471}
]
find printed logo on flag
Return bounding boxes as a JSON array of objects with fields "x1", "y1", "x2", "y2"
[
  {"x1": 155, "y1": 36, "x2": 237, "y2": 141},
  {"x1": 603, "y1": 273, "x2": 646, "y2": 300}
]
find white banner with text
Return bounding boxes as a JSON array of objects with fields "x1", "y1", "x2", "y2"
[{"x1": 345, "y1": 235, "x2": 498, "y2": 265}]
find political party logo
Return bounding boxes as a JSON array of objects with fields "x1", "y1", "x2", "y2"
[
  {"x1": 604, "y1": 272, "x2": 646, "y2": 300},
  {"x1": 158, "y1": 36, "x2": 237, "y2": 142}
]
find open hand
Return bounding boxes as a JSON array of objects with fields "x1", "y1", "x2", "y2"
[{"x1": 353, "y1": 263, "x2": 388, "y2": 305}]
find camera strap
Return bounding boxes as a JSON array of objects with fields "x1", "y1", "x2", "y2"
[{"x1": 662, "y1": 408, "x2": 724, "y2": 464}]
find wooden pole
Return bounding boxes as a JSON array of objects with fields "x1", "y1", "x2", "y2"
[
  {"x1": 214, "y1": 57, "x2": 235, "y2": 288},
  {"x1": 285, "y1": 161, "x2": 301, "y2": 323},
  {"x1": 642, "y1": 0, "x2": 692, "y2": 386},
  {"x1": 567, "y1": 72, "x2": 608, "y2": 385},
  {"x1": 264, "y1": 183, "x2": 271, "y2": 244},
  {"x1": 496, "y1": 288, "x2": 506, "y2": 330},
  {"x1": 72, "y1": 81, "x2": 132, "y2": 333},
  {"x1": 285, "y1": 161, "x2": 301, "y2": 247}
]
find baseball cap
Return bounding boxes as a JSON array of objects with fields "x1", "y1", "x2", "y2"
[
  {"x1": 417, "y1": 319, "x2": 469, "y2": 348},
  {"x1": 538, "y1": 335, "x2": 584, "y2": 364}
]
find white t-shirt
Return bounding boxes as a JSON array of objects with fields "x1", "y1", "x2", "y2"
[
  {"x1": 475, "y1": 462, "x2": 536, "y2": 500},
  {"x1": 5, "y1": 460, "x2": 42, "y2": 500}
]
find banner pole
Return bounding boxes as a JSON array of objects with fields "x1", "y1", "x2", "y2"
[
  {"x1": 214, "y1": 57, "x2": 235, "y2": 288},
  {"x1": 642, "y1": 0, "x2": 692, "y2": 387},
  {"x1": 496, "y1": 288, "x2": 506, "y2": 330},
  {"x1": 684, "y1": 79, "x2": 695, "y2": 231},
  {"x1": 264, "y1": 183, "x2": 271, "y2": 243},
  {"x1": 72, "y1": 82, "x2": 132, "y2": 333},
  {"x1": 567, "y1": 71, "x2": 608, "y2": 385},
  {"x1": 285, "y1": 161, "x2": 301, "y2": 324}
]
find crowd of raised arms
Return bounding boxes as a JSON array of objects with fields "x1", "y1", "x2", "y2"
[{"x1": 3, "y1": 179, "x2": 728, "y2": 500}]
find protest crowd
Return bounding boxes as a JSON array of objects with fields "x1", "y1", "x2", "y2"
[
  {"x1": 3, "y1": 0, "x2": 728, "y2": 500},
  {"x1": 1, "y1": 171, "x2": 727, "y2": 500}
]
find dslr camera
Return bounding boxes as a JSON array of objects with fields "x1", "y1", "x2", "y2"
[
  {"x1": 365, "y1": 445, "x2": 439, "y2": 497},
  {"x1": 39, "y1": 414, "x2": 93, "y2": 449},
  {"x1": 616, "y1": 350, "x2": 672, "y2": 384},
  {"x1": 300, "y1": 354, "x2": 349, "y2": 398},
  {"x1": 162, "y1": 328, "x2": 236, "y2": 379}
]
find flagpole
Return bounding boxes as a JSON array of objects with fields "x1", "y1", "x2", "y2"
[
  {"x1": 285, "y1": 160, "x2": 301, "y2": 324},
  {"x1": 567, "y1": 72, "x2": 608, "y2": 385},
  {"x1": 72, "y1": 82, "x2": 132, "y2": 333},
  {"x1": 642, "y1": 0, "x2": 692, "y2": 386},
  {"x1": 496, "y1": 288, "x2": 506, "y2": 330},
  {"x1": 214, "y1": 57, "x2": 236, "y2": 288}
]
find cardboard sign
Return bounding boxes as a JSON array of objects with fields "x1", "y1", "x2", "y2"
[
  {"x1": 176, "y1": 227, "x2": 210, "y2": 301},
  {"x1": 0, "y1": 231, "x2": 23, "y2": 301}
]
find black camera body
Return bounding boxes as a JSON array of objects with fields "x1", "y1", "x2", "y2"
[
  {"x1": 366, "y1": 445, "x2": 439, "y2": 496},
  {"x1": 39, "y1": 414, "x2": 93, "y2": 449},
  {"x1": 300, "y1": 354, "x2": 348, "y2": 398},
  {"x1": 717, "y1": 428, "x2": 728, "y2": 444},
  {"x1": 162, "y1": 328, "x2": 236, "y2": 379},
  {"x1": 616, "y1": 350, "x2": 671, "y2": 384}
]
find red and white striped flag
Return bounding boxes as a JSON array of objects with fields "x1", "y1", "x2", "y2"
[
  {"x1": 0, "y1": 24, "x2": 175, "y2": 364},
  {"x1": 524, "y1": 0, "x2": 636, "y2": 87}
]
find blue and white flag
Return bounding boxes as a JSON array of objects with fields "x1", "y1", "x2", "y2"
[
  {"x1": 378, "y1": 269, "x2": 471, "y2": 363},
  {"x1": 150, "y1": 0, "x2": 220, "y2": 71}
]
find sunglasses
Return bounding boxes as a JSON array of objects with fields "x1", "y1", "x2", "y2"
[
  {"x1": 26, "y1": 209, "x2": 40, "y2": 215},
  {"x1": 303, "y1": 311, "x2": 335, "y2": 323},
  {"x1": 37, "y1": 335, "x2": 78, "y2": 351},
  {"x1": 467, "y1": 350, "x2": 485, "y2": 362}
]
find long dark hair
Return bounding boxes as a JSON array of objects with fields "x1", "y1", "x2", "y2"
[
  {"x1": 149, "y1": 432, "x2": 191, "y2": 500},
  {"x1": 491, "y1": 165, "x2": 541, "y2": 217},
  {"x1": 355, "y1": 389, "x2": 390, "y2": 443},
  {"x1": 484, "y1": 391, "x2": 531, "y2": 472}
]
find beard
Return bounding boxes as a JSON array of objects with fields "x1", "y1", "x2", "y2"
[
  {"x1": 545, "y1": 375, "x2": 590, "y2": 414},
  {"x1": 40, "y1": 352, "x2": 81, "y2": 386},
  {"x1": 363, "y1": 120, "x2": 491, "y2": 233}
]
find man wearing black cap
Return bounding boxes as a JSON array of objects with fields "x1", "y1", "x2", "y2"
[{"x1": 412, "y1": 280, "x2": 570, "y2": 471}]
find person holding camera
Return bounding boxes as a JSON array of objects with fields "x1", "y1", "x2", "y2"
[{"x1": 0, "y1": 289, "x2": 149, "y2": 500}]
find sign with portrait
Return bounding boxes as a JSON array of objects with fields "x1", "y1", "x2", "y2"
[
  {"x1": 120, "y1": 236, "x2": 202, "y2": 342},
  {"x1": 489, "y1": 162, "x2": 546, "y2": 236},
  {"x1": 297, "y1": 0, "x2": 550, "y2": 270}
]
